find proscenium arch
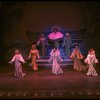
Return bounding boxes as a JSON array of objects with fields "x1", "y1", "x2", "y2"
[{"x1": 23, "y1": 1, "x2": 89, "y2": 33}]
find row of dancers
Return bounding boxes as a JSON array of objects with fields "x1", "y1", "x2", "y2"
[
  {"x1": 8, "y1": 44, "x2": 99, "y2": 78},
  {"x1": 36, "y1": 29, "x2": 72, "y2": 57}
]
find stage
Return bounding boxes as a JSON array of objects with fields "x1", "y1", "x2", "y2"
[{"x1": 0, "y1": 63, "x2": 100, "y2": 99}]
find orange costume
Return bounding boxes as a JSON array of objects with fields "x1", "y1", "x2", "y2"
[
  {"x1": 28, "y1": 45, "x2": 40, "y2": 71},
  {"x1": 70, "y1": 45, "x2": 86, "y2": 71}
]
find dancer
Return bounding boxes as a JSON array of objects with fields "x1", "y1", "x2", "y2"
[
  {"x1": 9, "y1": 49, "x2": 26, "y2": 78},
  {"x1": 48, "y1": 47, "x2": 63, "y2": 75},
  {"x1": 37, "y1": 33, "x2": 48, "y2": 57},
  {"x1": 84, "y1": 48, "x2": 98, "y2": 76},
  {"x1": 70, "y1": 45, "x2": 86, "y2": 71},
  {"x1": 63, "y1": 32, "x2": 72, "y2": 56},
  {"x1": 28, "y1": 44, "x2": 40, "y2": 71}
]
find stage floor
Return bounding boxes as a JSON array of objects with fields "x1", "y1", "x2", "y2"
[{"x1": 0, "y1": 64, "x2": 100, "y2": 99}]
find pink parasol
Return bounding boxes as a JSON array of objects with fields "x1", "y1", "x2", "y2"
[{"x1": 48, "y1": 32, "x2": 64, "y2": 40}]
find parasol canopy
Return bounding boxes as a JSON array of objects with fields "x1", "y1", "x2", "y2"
[{"x1": 48, "y1": 32, "x2": 64, "y2": 40}]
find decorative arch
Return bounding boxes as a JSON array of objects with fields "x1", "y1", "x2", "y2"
[{"x1": 23, "y1": 1, "x2": 89, "y2": 32}]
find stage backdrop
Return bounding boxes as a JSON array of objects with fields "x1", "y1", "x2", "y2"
[{"x1": 1, "y1": 1, "x2": 90, "y2": 62}]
